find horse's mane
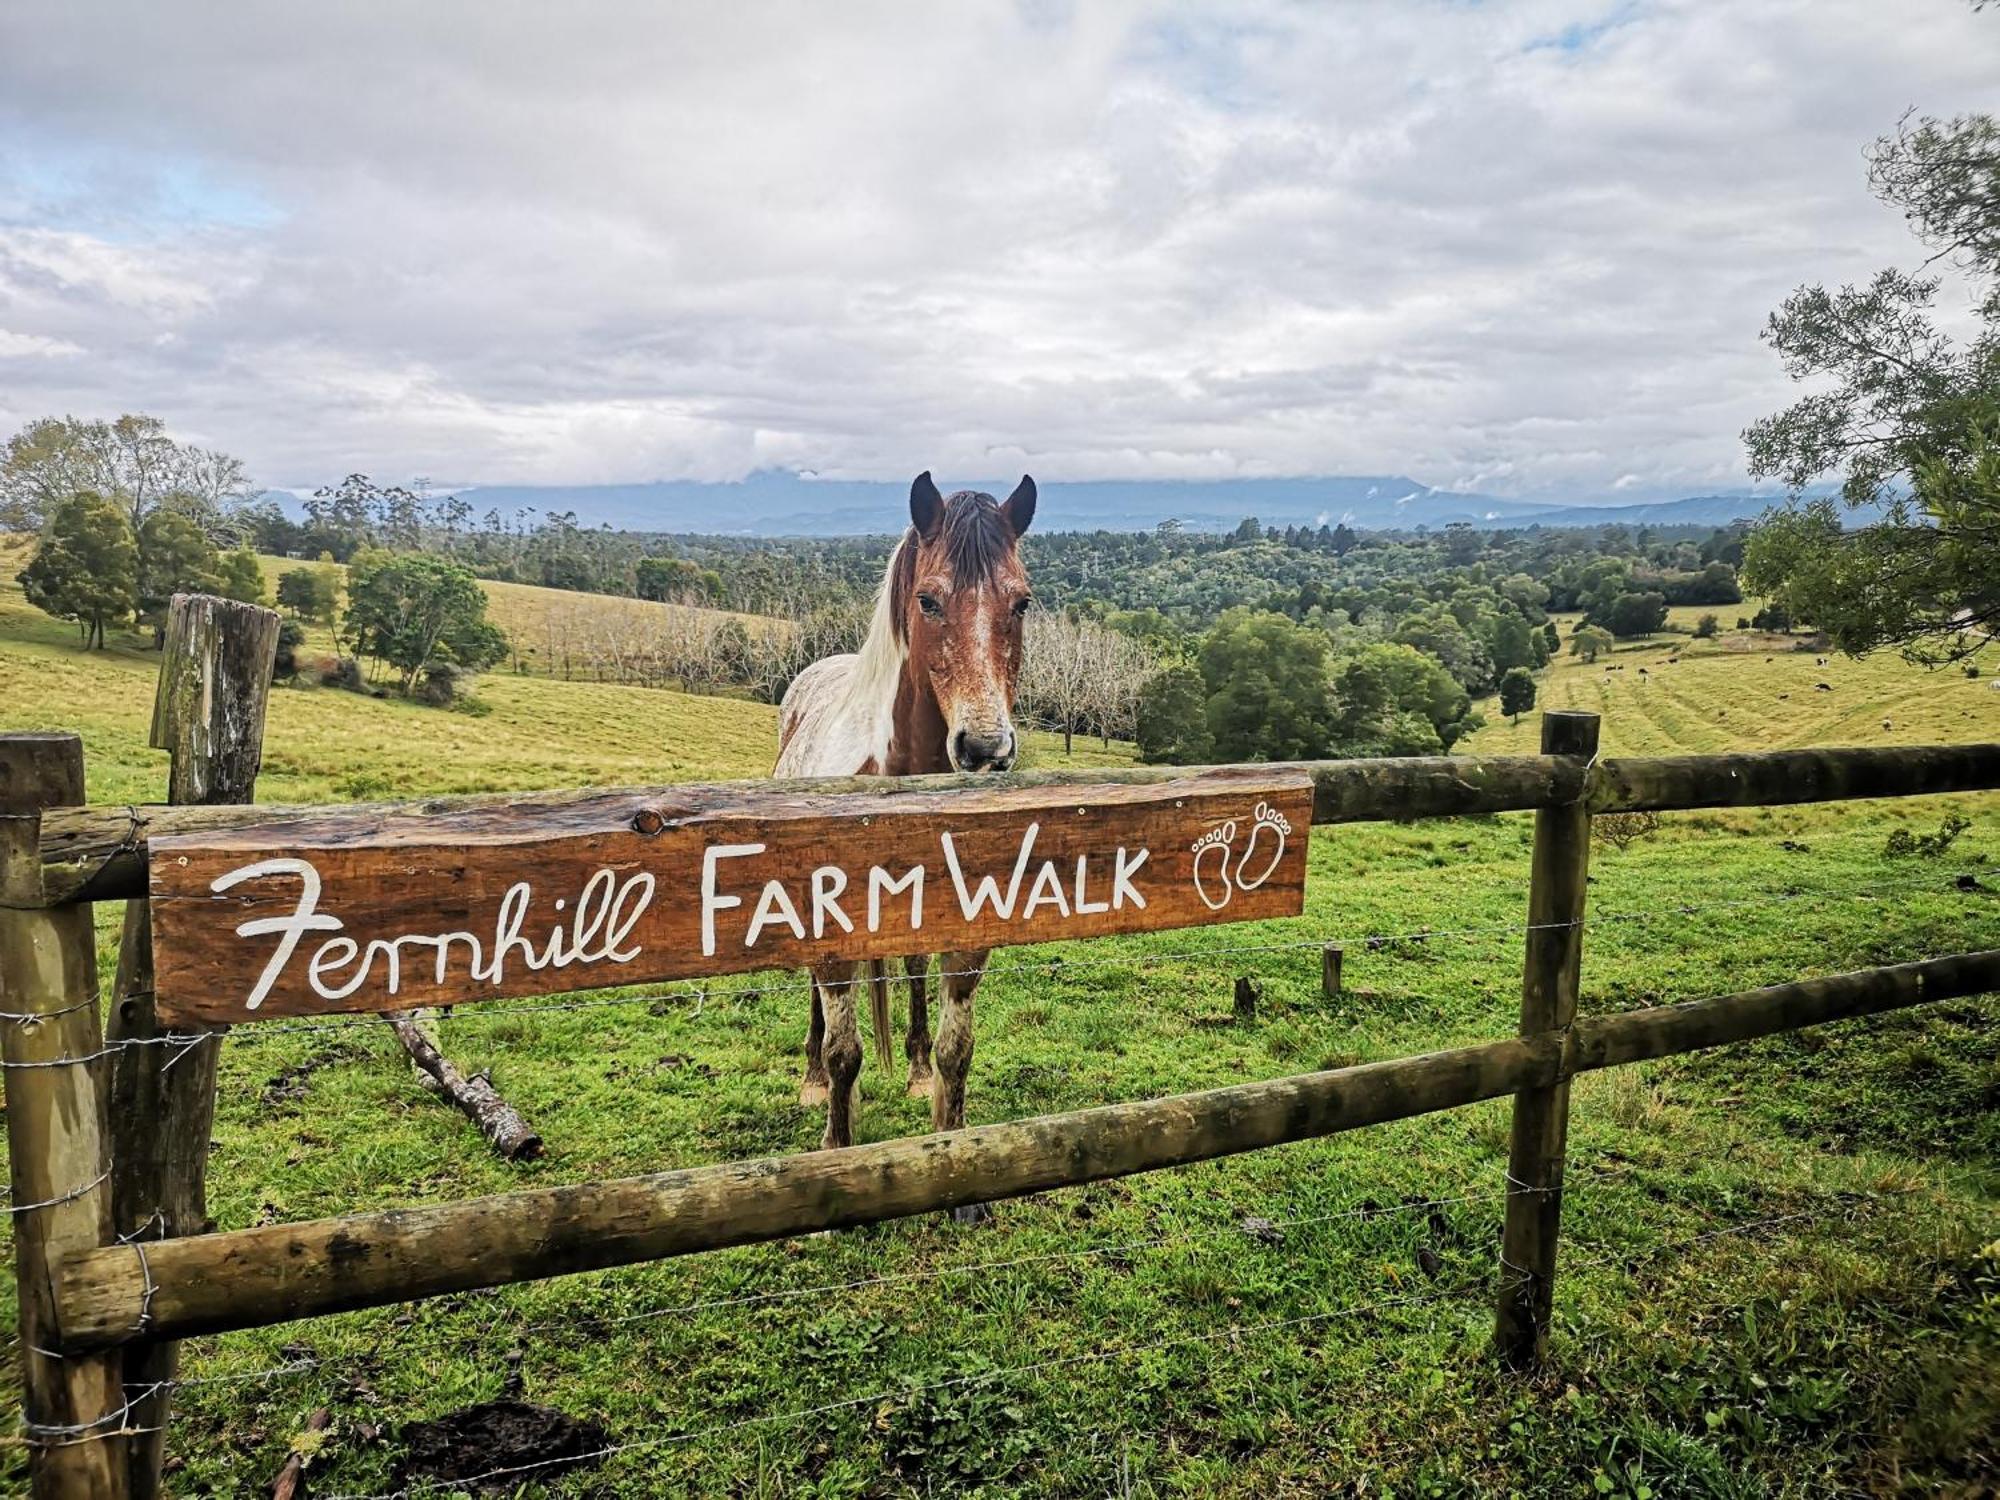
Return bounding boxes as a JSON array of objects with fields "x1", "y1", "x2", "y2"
[{"x1": 845, "y1": 491, "x2": 1012, "y2": 728}]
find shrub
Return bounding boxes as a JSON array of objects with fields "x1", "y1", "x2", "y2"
[
  {"x1": 273, "y1": 620, "x2": 305, "y2": 682},
  {"x1": 319, "y1": 656, "x2": 364, "y2": 692},
  {"x1": 1694, "y1": 613, "x2": 1719, "y2": 639},
  {"x1": 1884, "y1": 814, "x2": 1970, "y2": 859},
  {"x1": 1592, "y1": 811, "x2": 1662, "y2": 853},
  {"x1": 417, "y1": 660, "x2": 465, "y2": 706}
]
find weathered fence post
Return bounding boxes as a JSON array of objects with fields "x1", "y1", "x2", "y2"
[
  {"x1": 1, "y1": 732, "x2": 131, "y2": 1498},
  {"x1": 107, "y1": 593, "x2": 279, "y2": 1497},
  {"x1": 1232, "y1": 975, "x2": 1258, "y2": 1023},
  {"x1": 1494, "y1": 709, "x2": 1599, "y2": 1368},
  {"x1": 1321, "y1": 943, "x2": 1344, "y2": 1000}
]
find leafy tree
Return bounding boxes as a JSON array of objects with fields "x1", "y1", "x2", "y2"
[
  {"x1": 1694, "y1": 612, "x2": 1720, "y2": 638},
  {"x1": 1135, "y1": 664, "x2": 1214, "y2": 764},
  {"x1": 1498, "y1": 666, "x2": 1537, "y2": 725},
  {"x1": 273, "y1": 620, "x2": 305, "y2": 681},
  {"x1": 342, "y1": 550, "x2": 507, "y2": 693},
  {"x1": 1542, "y1": 621, "x2": 1562, "y2": 656},
  {"x1": 276, "y1": 565, "x2": 339, "y2": 622},
  {"x1": 636, "y1": 555, "x2": 705, "y2": 602},
  {"x1": 1392, "y1": 607, "x2": 1495, "y2": 694},
  {"x1": 216, "y1": 543, "x2": 267, "y2": 605},
  {"x1": 1198, "y1": 609, "x2": 1336, "y2": 760},
  {"x1": 1482, "y1": 612, "x2": 1538, "y2": 675},
  {"x1": 1600, "y1": 591, "x2": 1668, "y2": 638},
  {"x1": 1, "y1": 414, "x2": 250, "y2": 534},
  {"x1": 1568, "y1": 624, "x2": 1615, "y2": 663},
  {"x1": 1328, "y1": 642, "x2": 1477, "y2": 755},
  {"x1": 1744, "y1": 110, "x2": 2000, "y2": 661},
  {"x1": 18, "y1": 492, "x2": 139, "y2": 648},
  {"x1": 135, "y1": 508, "x2": 222, "y2": 642}
]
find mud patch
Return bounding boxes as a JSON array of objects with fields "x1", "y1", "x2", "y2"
[{"x1": 392, "y1": 1400, "x2": 609, "y2": 1494}]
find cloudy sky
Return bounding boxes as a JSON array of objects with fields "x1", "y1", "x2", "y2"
[{"x1": 1, "y1": 1, "x2": 1994, "y2": 503}]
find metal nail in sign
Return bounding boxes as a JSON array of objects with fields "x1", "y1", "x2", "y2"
[{"x1": 146, "y1": 771, "x2": 1313, "y2": 1024}]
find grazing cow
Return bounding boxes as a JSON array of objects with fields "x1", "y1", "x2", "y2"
[{"x1": 774, "y1": 473, "x2": 1036, "y2": 1182}]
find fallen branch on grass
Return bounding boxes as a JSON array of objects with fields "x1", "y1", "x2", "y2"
[{"x1": 384, "y1": 1010, "x2": 544, "y2": 1160}]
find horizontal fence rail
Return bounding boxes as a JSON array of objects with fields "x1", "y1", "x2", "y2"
[
  {"x1": 8, "y1": 679, "x2": 2000, "y2": 1500},
  {"x1": 17, "y1": 741, "x2": 2000, "y2": 908},
  {"x1": 51, "y1": 948, "x2": 2000, "y2": 1350}
]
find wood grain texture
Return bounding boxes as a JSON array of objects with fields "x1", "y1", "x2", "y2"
[
  {"x1": 108, "y1": 593, "x2": 279, "y2": 1500},
  {"x1": 1591, "y1": 743, "x2": 2000, "y2": 813},
  {"x1": 51, "y1": 946, "x2": 2000, "y2": 1353},
  {"x1": 0, "y1": 734, "x2": 129, "y2": 1498},
  {"x1": 31, "y1": 740, "x2": 2000, "y2": 913},
  {"x1": 146, "y1": 771, "x2": 1314, "y2": 1024},
  {"x1": 1495, "y1": 710, "x2": 1597, "y2": 1369},
  {"x1": 54, "y1": 1035, "x2": 1560, "y2": 1348},
  {"x1": 29, "y1": 753, "x2": 1576, "y2": 907}
]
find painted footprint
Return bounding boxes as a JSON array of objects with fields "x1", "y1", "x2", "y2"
[
  {"x1": 1190, "y1": 820, "x2": 1237, "y2": 910},
  {"x1": 1233, "y1": 800, "x2": 1292, "y2": 892}
]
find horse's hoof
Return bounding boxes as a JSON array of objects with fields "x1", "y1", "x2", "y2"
[
  {"x1": 799, "y1": 1078, "x2": 829, "y2": 1107},
  {"x1": 906, "y1": 1071, "x2": 934, "y2": 1099},
  {"x1": 950, "y1": 1201, "x2": 994, "y2": 1227}
]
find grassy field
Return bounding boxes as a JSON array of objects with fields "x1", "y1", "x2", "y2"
[
  {"x1": 1, "y1": 563, "x2": 1997, "y2": 1496},
  {"x1": 1467, "y1": 612, "x2": 1998, "y2": 757}
]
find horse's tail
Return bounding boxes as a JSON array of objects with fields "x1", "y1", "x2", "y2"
[{"x1": 866, "y1": 959, "x2": 894, "y2": 1072}]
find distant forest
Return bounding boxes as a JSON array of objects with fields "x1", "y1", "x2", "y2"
[{"x1": 233, "y1": 474, "x2": 1751, "y2": 760}]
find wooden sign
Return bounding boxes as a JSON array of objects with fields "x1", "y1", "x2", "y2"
[{"x1": 147, "y1": 771, "x2": 1313, "y2": 1024}]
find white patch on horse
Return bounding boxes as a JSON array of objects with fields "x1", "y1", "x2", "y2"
[{"x1": 774, "y1": 553, "x2": 906, "y2": 777}]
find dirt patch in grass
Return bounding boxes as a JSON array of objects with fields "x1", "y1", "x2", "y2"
[{"x1": 391, "y1": 1400, "x2": 609, "y2": 1494}]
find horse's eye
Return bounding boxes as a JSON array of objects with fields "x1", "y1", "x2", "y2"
[
  {"x1": 917, "y1": 593, "x2": 943, "y2": 619},
  {"x1": 1012, "y1": 596, "x2": 1032, "y2": 617}
]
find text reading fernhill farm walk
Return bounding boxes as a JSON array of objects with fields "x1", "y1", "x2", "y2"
[{"x1": 147, "y1": 772, "x2": 1312, "y2": 1024}]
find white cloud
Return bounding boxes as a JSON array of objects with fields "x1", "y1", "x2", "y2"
[
  {"x1": 0, "y1": 329, "x2": 82, "y2": 358},
  {"x1": 0, "y1": 0, "x2": 1994, "y2": 500}
]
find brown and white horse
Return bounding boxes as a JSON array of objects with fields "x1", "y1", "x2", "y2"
[{"x1": 774, "y1": 472, "x2": 1035, "y2": 1172}]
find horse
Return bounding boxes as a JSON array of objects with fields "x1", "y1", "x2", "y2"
[{"x1": 773, "y1": 471, "x2": 1036, "y2": 1176}]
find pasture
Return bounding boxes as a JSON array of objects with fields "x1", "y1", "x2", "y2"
[{"x1": 1, "y1": 567, "x2": 1997, "y2": 1495}]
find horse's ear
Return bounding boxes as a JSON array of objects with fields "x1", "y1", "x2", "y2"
[
  {"x1": 910, "y1": 471, "x2": 944, "y2": 538},
  {"x1": 1002, "y1": 475, "x2": 1036, "y2": 536}
]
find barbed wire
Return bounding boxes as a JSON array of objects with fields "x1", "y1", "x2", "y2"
[{"x1": 317, "y1": 1191, "x2": 1887, "y2": 1499}]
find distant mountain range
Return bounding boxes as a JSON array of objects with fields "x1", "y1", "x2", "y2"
[{"x1": 288, "y1": 470, "x2": 1834, "y2": 536}]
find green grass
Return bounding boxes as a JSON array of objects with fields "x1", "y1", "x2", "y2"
[
  {"x1": 1468, "y1": 614, "x2": 2000, "y2": 757},
  {"x1": 1, "y1": 565, "x2": 1997, "y2": 1496}
]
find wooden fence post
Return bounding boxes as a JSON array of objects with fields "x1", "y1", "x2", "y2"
[
  {"x1": 1, "y1": 732, "x2": 130, "y2": 1498},
  {"x1": 1494, "y1": 709, "x2": 1599, "y2": 1368},
  {"x1": 107, "y1": 594, "x2": 279, "y2": 1498},
  {"x1": 1321, "y1": 943, "x2": 1343, "y2": 1000}
]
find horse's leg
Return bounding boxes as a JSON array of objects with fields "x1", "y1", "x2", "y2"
[
  {"x1": 904, "y1": 953, "x2": 934, "y2": 1098},
  {"x1": 933, "y1": 948, "x2": 990, "y2": 1223},
  {"x1": 799, "y1": 974, "x2": 829, "y2": 1107},
  {"x1": 812, "y1": 957, "x2": 864, "y2": 1150}
]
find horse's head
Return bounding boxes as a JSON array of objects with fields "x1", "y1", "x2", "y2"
[{"x1": 894, "y1": 471, "x2": 1036, "y2": 772}]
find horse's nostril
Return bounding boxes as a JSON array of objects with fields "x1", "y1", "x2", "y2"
[{"x1": 954, "y1": 730, "x2": 1010, "y2": 771}]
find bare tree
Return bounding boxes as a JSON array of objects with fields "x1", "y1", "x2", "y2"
[
  {"x1": 1019, "y1": 612, "x2": 1155, "y2": 754},
  {"x1": 1, "y1": 414, "x2": 251, "y2": 534}
]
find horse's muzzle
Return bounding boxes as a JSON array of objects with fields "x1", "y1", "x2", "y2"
[{"x1": 951, "y1": 727, "x2": 1016, "y2": 773}]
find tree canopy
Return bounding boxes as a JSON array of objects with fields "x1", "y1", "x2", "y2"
[
  {"x1": 18, "y1": 492, "x2": 139, "y2": 648},
  {"x1": 1, "y1": 415, "x2": 250, "y2": 535},
  {"x1": 1744, "y1": 110, "x2": 2000, "y2": 661},
  {"x1": 341, "y1": 551, "x2": 507, "y2": 692}
]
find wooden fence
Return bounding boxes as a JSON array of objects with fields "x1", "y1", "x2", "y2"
[{"x1": 3, "y1": 595, "x2": 1998, "y2": 1497}]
